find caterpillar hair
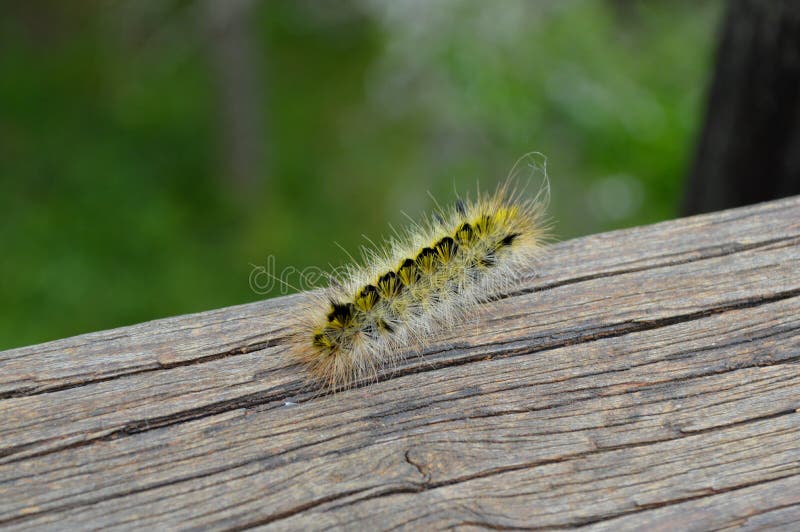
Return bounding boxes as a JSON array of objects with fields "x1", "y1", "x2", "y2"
[{"x1": 292, "y1": 153, "x2": 551, "y2": 391}]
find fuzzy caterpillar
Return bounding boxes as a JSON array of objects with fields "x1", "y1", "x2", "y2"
[{"x1": 293, "y1": 156, "x2": 551, "y2": 391}]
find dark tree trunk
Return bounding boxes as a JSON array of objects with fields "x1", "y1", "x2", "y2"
[{"x1": 683, "y1": 0, "x2": 800, "y2": 215}]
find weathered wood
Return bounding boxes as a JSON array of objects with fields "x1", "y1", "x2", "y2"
[{"x1": 1, "y1": 197, "x2": 799, "y2": 530}]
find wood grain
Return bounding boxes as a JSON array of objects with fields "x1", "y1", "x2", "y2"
[{"x1": 1, "y1": 196, "x2": 799, "y2": 530}]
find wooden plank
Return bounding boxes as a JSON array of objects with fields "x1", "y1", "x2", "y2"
[
  {"x1": 2, "y1": 195, "x2": 797, "y2": 397},
  {"x1": 0, "y1": 196, "x2": 799, "y2": 530}
]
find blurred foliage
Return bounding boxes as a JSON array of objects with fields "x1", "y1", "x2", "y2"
[{"x1": 0, "y1": 0, "x2": 722, "y2": 348}]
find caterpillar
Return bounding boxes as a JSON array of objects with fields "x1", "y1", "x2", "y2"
[{"x1": 293, "y1": 154, "x2": 551, "y2": 391}]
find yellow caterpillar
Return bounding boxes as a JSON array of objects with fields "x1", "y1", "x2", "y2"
[{"x1": 293, "y1": 154, "x2": 551, "y2": 391}]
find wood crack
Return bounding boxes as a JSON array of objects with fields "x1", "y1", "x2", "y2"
[
  {"x1": 385, "y1": 288, "x2": 800, "y2": 383},
  {"x1": 546, "y1": 473, "x2": 800, "y2": 529},
  {"x1": 312, "y1": 411, "x2": 799, "y2": 525},
  {"x1": 501, "y1": 234, "x2": 800, "y2": 299},
  {"x1": 0, "y1": 336, "x2": 288, "y2": 401},
  {"x1": 2, "y1": 232, "x2": 795, "y2": 402},
  {"x1": 3, "y1": 290, "x2": 797, "y2": 465}
]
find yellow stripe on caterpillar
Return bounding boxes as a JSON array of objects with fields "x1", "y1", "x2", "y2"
[{"x1": 292, "y1": 153, "x2": 552, "y2": 391}]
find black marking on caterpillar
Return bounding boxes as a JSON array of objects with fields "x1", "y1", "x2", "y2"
[{"x1": 292, "y1": 154, "x2": 551, "y2": 391}]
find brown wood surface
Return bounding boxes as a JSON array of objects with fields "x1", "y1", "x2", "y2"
[{"x1": 1, "y1": 197, "x2": 799, "y2": 530}]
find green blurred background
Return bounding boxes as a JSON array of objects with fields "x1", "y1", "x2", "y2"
[{"x1": 1, "y1": 0, "x2": 722, "y2": 349}]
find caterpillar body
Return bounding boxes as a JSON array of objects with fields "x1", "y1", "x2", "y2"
[{"x1": 294, "y1": 157, "x2": 550, "y2": 391}]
